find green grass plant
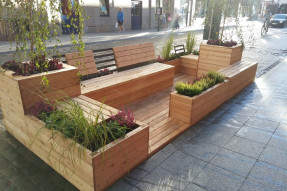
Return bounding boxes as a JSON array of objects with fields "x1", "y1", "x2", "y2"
[
  {"x1": 39, "y1": 99, "x2": 131, "y2": 152},
  {"x1": 186, "y1": 32, "x2": 196, "y2": 54},
  {"x1": 175, "y1": 71, "x2": 225, "y2": 97},
  {"x1": 161, "y1": 32, "x2": 174, "y2": 61}
]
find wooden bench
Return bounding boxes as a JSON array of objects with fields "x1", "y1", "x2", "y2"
[
  {"x1": 219, "y1": 61, "x2": 258, "y2": 99},
  {"x1": 81, "y1": 42, "x2": 175, "y2": 108},
  {"x1": 180, "y1": 54, "x2": 199, "y2": 76}
]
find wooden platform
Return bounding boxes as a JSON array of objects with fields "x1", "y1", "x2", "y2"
[{"x1": 125, "y1": 73, "x2": 194, "y2": 155}]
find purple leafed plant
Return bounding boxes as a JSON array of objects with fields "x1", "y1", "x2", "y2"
[
  {"x1": 110, "y1": 106, "x2": 135, "y2": 129},
  {"x1": 30, "y1": 101, "x2": 55, "y2": 117}
]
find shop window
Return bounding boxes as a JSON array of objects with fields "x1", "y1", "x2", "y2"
[{"x1": 100, "y1": 0, "x2": 109, "y2": 16}]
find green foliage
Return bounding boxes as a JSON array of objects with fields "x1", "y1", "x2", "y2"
[
  {"x1": 175, "y1": 71, "x2": 226, "y2": 97},
  {"x1": 39, "y1": 100, "x2": 131, "y2": 152},
  {"x1": 192, "y1": 49, "x2": 199, "y2": 55},
  {"x1": 206, "y1": 71, "x2": 226, "y2": 84},
  {"x1": 1, "y1": 0, "x2": 87, "y2": 75},
  {"x1": 186, "y1": 32, "x2": 196, "y2": 54},
  {"x1": 161, "y1": 32, "x2": 174, "y2": 60}
]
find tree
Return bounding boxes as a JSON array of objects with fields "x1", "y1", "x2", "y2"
[{"x1": 0, "y1": 0, "x2": 85, "y2": 68}]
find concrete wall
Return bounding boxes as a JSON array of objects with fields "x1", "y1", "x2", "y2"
[{"x1": 82, "y1": 0, "x2": 158, "y2": 33}]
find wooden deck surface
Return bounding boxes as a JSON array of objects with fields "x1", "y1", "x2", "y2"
[{"x1": 125, "y1": 73, "x2": 195, "y2": 155}]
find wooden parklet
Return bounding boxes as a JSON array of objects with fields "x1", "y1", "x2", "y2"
[
  {"x1": 0, "y1": 66, "x2": 149, "y2": 191},
  {"x1": 169, "y1": 61, "x2": 258, "y2": 125},
  {"x1": 198, "y1": 43, "x2": 243, "y2": 76}
]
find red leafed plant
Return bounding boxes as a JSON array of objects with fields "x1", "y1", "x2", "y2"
[
  {"x1": 30, "y1": 100, "x2": 55, "y2": 117},
  {"x1": 99, "y1": 68, "x2": 113, "y2": 76},
  {"x1": 188, "y1": 74, "x2": 207, "y2": 85},
  {"x1": 155, "y1": 55, "x2": 166, "y2": 63},
  {"x1": 110, "y1": 106, "x2": 136, "y2": 129},
  {"x1": 1, "y1": 57, "x2": 63, "y2": 76}
]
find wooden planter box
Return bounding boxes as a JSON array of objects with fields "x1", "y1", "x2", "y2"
[
  {"x1": 5, "y1": 115, "x2": 149, "y2": 191},
  {"x1": 180, "y1": 55, "x2": 199, "y2": 76},
  {"x1": 198, "y1": 43, "x2": 243, "y2": 76},
  {"x1": 0, "y1": 64, "x2": 81, "y2": 115},
  {"x1": 163, "y1": 58, "x2": 181, "y2": 74},
  {"x1": 169, "y1": 81, "x2": 228, "y2": 125},
  {"x1": 0, "y1": 65, "x2": 150, "y2": 191}
]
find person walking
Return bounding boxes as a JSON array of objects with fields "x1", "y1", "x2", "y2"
[{"x1": 117, "y1": 8, "x2": 124, "y2": 32}]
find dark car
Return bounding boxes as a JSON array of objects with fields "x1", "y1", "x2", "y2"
[{"x1": 269, "y1": 14, "x2": 287, "y2": 28}]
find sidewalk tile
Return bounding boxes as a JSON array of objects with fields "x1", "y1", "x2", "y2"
[
  {"x1": 224, "y1": 136, "x2": 264, "y2": 159},
  {"x1": 180, "y1": 139, "x2": 221, "y2": 162},
  {"x1": 245, "y1": 116, "x2": 279, "y2": 133},
  {"x1": 193, "y1": 164, "x2": 245, "y2": 191},
  {"x1": 210, "y1": 148, "x2": 256, "y2": 177},
  {"x1": 160, "y1": 151, "x2": 207, "y2": 181},
  {"x1": 236, "y1": 125, "x2": 273, "y2": 144},
  {"x1": 247, "y1": 161, "x2": 287, "y2": 190},
  {"x1": 259, "y1": 146, "x2": 287, "y2": 170}
]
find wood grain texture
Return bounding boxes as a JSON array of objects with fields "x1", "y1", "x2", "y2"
[
  {"x1": 65, "y1": 50, "x2": 98, "y2": 76},
  {"x1": 93, "y1": 122, "x2": 149, "y2": 191},
  {"x1": 113, "y1": 42, "x2": 156, "y2": 68},
  {"x1": 169, "y1": 61, "x2": 257, "y2": 126},
  {"x1": 0, "y1": 73, "x2": 149, "y2": 191},
  {"x1": 198, "y1": 43, "x2": 243, "y2": 76},
  {"x1": 163, "y1": 59, "x2": 181, "y2": 74},
  {"x1": 82, "y1": 63, "x2": 175, "y2": 108},
  {"x1": 180, "y1": 54, "x2": 199, "y2": 76},
  {"x1": 1, "y1": 65, "x2": 81, "y2": 115}
]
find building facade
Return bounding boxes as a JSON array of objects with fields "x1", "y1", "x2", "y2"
[{"x1": 81, "y1": 0, "x2": 175, "y2": 33}]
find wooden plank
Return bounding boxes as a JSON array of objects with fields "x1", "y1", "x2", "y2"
[
  {"x1": 113, "y1": 43, "x2": 156, "y2": 68},
  {"x1": 93, "y1": 124, "x2": 149, "y2": 191}
]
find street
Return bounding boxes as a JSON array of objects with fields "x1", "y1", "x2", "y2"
[{"x1": 1, "y1": 18, "x2": 286, "y2": 77}]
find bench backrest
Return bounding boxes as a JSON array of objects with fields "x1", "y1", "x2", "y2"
[
  {"x1": 174, "y1": 44, "x2": 185, "y2": 55},
  {"x1": 65, "y1": 50, "x2": 98, "y2": 76},
  {"x1": 113, "y1": 42, "x2": 156, "y2": 69}
]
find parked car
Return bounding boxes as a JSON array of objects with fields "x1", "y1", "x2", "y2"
[{"x1": 269, "y1": 14, "x2": 287, "y2": 28}]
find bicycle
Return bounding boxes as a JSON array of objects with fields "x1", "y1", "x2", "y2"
[{"x1": 261, "y1": 20, "x2": 269, "y2": 35}]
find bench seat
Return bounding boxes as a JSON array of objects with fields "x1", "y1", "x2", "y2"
[
  {"x1": 219, "y1": 61, "x2": 258, "y2": 99},
  {"x1": 81, "y1": 63, "x2": 175, "y2": 108}
]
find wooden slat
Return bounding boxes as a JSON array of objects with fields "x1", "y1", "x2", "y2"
[
  {"x1": 65, "y1": 50, "x2": 98, "y2": 76},
  {"x1": 113, "y1": 43, "x2": 156, "y2": 68}
]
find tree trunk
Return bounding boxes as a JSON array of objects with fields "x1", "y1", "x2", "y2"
[{"x1": 203, "y1": 0, "x2": 223, "y2": 40}]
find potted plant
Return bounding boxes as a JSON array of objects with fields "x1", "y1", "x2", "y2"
[
  {"x1": 4, "y1": 95, "x2": 149, "y2": 191},
  {"x1": 169, "y1": 71, "x2": 228, "y2": 124},
  {"x1": 198, "y1": 0, "x2": 244, "y2": 77}
]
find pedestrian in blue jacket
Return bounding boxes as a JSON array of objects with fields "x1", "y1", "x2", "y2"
[{"x1": 117, "y1": 8, "x2": 124, "y2": 32}]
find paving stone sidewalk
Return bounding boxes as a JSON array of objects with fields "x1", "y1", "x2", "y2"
[{"x1": 1, "y1": 55, "x2": 287, "y2": 190}]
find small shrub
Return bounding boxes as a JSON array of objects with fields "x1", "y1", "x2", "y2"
[
  {"x1": 186, "y1": 32, "x2": 196, "y2": 54},
  {"x1": 206, "y1": 71, "x2": 226, "y2": 84},
  {"x1": 176, "y1": 71, "x2": 225, "y2": 97},
  {"x1": 156, "y1": 55, "x2": 166, "y2": 63},
  {"x1": 110, "y1": 106, "x2": 136, "y2": 129},
  {"x1": 192, "y1": 49, "x2": 199, "y2": 55},
  {"x1": 30, "y1": 100, "x2": 55, "y2": 117},
  {"x1": 207, "y1": 39, "x2": 238, "y2": 47},
  {"x1": 161, "y1": 32, "x2": 174, "y2": 60},
  {"x1": 1, "y1": 58, "x2": 63, "y2": 76}
]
